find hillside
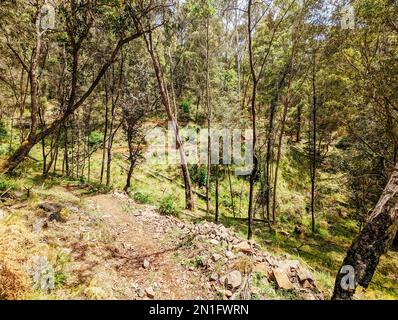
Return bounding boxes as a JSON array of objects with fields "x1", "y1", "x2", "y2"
[
  {"x1": 1, "y1": 0, "x2": 398, "y2": 302},
  {"x1": 0, "y1": 154, "x2": 397, "y2": 299}
]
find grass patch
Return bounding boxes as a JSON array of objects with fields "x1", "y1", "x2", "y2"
[
  {"x1": 158, "y1": 195, "x2": 180, "y2": 217},
  {"x1": 133, "y1": 191, "x2": 153, "y2": 204}
]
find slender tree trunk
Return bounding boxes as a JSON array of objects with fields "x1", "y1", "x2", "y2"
[
  {"x1": 100, "y1": 80, "x2": 109, "y2": 184},
  {"x1": 124, "y1": 138, "x2": 136, "y2": 193},
  {"x1": 9, "y1": 116, "x2": 13, "y2": 156},
  {"x1": 228, "y1": 165, "x2": 236, "y2": 217},
  {"x1": 106, "y1": 105, "x2": 115, "y2": 187},
  {"x1": 265, "y1": 97, "x2": 277, "y2": 223},
  {"x1": 63, "y1": 123, "x2": 69, "y2": 176},
  {"x1": 235, "y1": 0, "x2": 241, "y2": 108},
  {"x1": 296, "y1": 104, "x2": 302, "y2": 143},
  {"x1": 247, "y1": 0, "x2": 258, "y2": 240},
  {"x1": 392, "y1": 232, "x2": 398, "y2": 251},
  {"x1": 124, "y1": 161, "x2": 135, "y2": 192},
  {"x1": 205, "y1": 16, "x2": 212, "y2": 216},
  {"x1": 272, "y1": 99, "x2": 289, "y2": 222},
  {"x1": 53, "y1": 140, "x2": 59, "y2": 175},
  {"x1": 41, "y1": 137, "x2": 47, "y2": 175},
  {"x1": 332, "y1": 165, "x2": 398, "y2": 300},
  {"x1": 310, "y1": 52, "x2": 317, "y2": 233},
  {"x1": 144, "y1": 30, "x2": 195, "y2": 211},
  {"x1": 272, "y1": 41, "x2": 297, "y2": 222}
]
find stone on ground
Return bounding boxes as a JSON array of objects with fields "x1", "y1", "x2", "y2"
[
  {"x1": 225, "y1": 270, "x2": 242, "y2": 290},
  {"x1": 271, "y1": 268, "x2": 294, "y2": 290}
]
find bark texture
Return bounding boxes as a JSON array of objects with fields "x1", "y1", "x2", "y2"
[{"x1": 332, "y1": 165, "x2": 398, "y2": 299}]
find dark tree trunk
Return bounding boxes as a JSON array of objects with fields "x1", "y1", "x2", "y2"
[
  {"x1": 332, "y1": 165, "x2": 398, "y2": 300},
  {"x1": 272, "y1": 98, "x2": 289, "y2": 222},
  {"x1": 100, "y1": 80, "x2": 109, "y2": 184},
  {"x1": 266, "y1": 63, "x2": 289, "y2": 222},
  {"x1": 310, "y1": 52, "x2": 317, "y2": 233},
  {"x1": 228, "y1": 165, "x2": 236, "y2": 217},
  {"x1": 63, "y1": 124, "x2": 69, "y2": 176},
  {"x1": 205, "y1": 16, "x2": 211, "y2": 216},
  {"x1": 296, "y1": 104, "x2": 302, "y2": 143},
  {"x1": 247, "y1": 0, "x2": 258, "y2": 240},
  {"x1": 265, "y1": 96, "x2": 277, "y2": 223},
  {"x1": 124, "y1": 134, "x2": 137, "y2": 193},
  {"x1": 392, "y1": 232, "x2": 398, "y2": 251}
]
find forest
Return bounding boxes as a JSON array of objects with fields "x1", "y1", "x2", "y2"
[{"x1": 0, "y1": 0, "x2": 397, "y2": 301}]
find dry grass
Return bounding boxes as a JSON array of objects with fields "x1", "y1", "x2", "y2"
[
  {"x1": 0, "y1": 263, "x2": 27, "y2": 300},
  {"x1": 0, "y1": 208, "x2": 33, "y2": 300}
]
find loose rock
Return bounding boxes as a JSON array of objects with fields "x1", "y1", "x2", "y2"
[
  {"x1": 234, "y1": 241, "x2": 252, "y2": 254},
  {"x1": 225, "y1": 270, "x2": 242, "y2": 290},
  {"x1": 145, "y1": 287, "x2": 155, "y2": 299},
  {"x1": 271, "y1": 268, "x2": 294, "y2": 290},
  {"x1": 210, "y1": 272, "x2": 218, "y2": 282},
  {"x1": 143, "y1": 259, "x2": 150, "y2": 269},
  {"x1": 212, "y1": 253, "x2": 222, "y2": 262},
  {"x1": 39, "y1": 202, "x2": 62, "y2": 213}
]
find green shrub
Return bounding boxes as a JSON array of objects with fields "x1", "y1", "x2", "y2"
[
  {"x1": 88, "y1": 131, "x2": 104, "y2": 146},
  {"x1": 159, "y1": 195, "x2": 180, "y2": 217},
  {"x1": 54, "y1": 251, "x2": 70, "y2": 288},
  {"x1": 0, "y1": 121, "x2": 7, "y2": 141},
  {"x1": 180, "y1": 99, "x2": 190, "y2": 114},
  {"x1": 190, "y1": 165, "x2": 207, "y2": 187},
  {"x1": 133, "y1": 191, "x2": 153, "y2": 204},
  {"x1": 0, "y1": 175, "x2": 17, "y2": 192},
  {"x1": 192, "y1": 256, "x2": 204, "y2": 268},
  {"x1": 0, "y1": 144, "x2": 10, "y2": 156}
]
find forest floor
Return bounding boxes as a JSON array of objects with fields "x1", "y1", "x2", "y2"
[
  {"x1": 1, "y1": 182, "x2": 327, "y2": 300},
  {"x1": 0, "y1": 146, "x2": 397, "y2": 300}
]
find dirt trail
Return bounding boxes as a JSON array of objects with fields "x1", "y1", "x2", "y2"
[
  {"x1": 1, "y1": 185, "x2": 323, "y2": 300},
  {"x1": 84, "y1": 193, "x2": 213, "y2": 300}
]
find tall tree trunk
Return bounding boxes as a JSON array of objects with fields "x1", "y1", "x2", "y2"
[
  {"x1": 272, "y1": 98, "x2": 289, "y2": 222},
  {"x1": 205, "y1": 16, "x2": 212, "y2": 216},
  {"x1": 235, "y1": 0, "x2": 241, "y2": 108},
  {"x1": 41, "y1": 137, "x2": 47, "y2": 175},
  {"x1": 100, "y1": 80, "x2": 109, "y2": 184},
  {"x1": 265, "y1": 96, "x2": 277, "y2": 223},
  {"x1": 296, "y1": 104, "x2": 302, "y2": 143},
  {"x1": 392, "y1": 232, "x2": 398, "y2": 251},
  {"x1": 310, "y1": 52, "x2": 317, "y2": 233},
  {"x1": 271, "y1": 40, "x2": 297, "y2": 222},
  {"x1": 265, "y1": 64, "x2": 290, "y2": 223},
  {"x1": 247, "y1": 0, "x2": 258, "y2": 240},
  {"x1": 63, "y1": 123, "x2": 69, "y2": 176},
  {"x1": 332, "y1": 165, "x2": 398, "y2": 300},
  {"x1": 106, "y1": 103, "x2": 115, "y2": 188},
  {"x1": 124, "y1": 133, "x2": 136, "y2": 193},
  {"x1": 144, "y1": 30, "x2": 195, "y2": 211},
  {"x1": 228, "y1": 165, "x2": 236, "y2": 217}
]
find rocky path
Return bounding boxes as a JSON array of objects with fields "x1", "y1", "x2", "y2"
[
  {"x1": 1, "y1": 186, "x2": 323, "y2": 300},
  {"x1": 84, "y1": 193, "x2": 213, "y2": 299}
]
